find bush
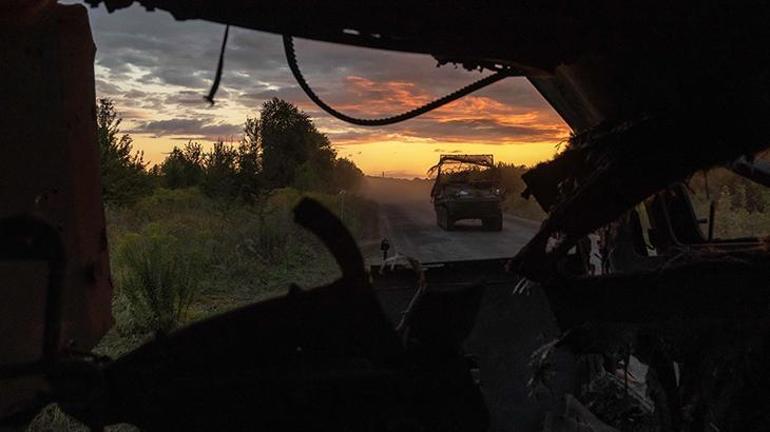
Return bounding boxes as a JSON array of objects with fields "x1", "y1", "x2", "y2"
[
  {"x1": 104, "y1": 185, "x2": 377, "y2": 337},
  {"x1": 114, "y1": 227, "x2": 200, "y2": 334},
  {"x1": 497, "y1": 162, "x2": 547, "y2": 220}
]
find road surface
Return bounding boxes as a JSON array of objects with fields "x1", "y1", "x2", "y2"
[
  {"x1": 362, "y1": 177, "x2": 577, "y2": 432},
  {"x1": 362, "y1": 176, "x2": 541, "y2": 263}
]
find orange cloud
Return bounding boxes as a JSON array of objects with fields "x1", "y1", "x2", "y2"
[{"x1": 316, "y1": 76, "x2": 569, "y2": 144}]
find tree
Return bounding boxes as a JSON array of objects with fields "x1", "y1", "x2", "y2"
[
  {"x1": 259, "y1": 98, "x2": 335, "y2": 188},
  {"x1": 332, "y1": 158, "x2": 365, "y2": 192},
  {"x1": 96, "y1": 98, "x2": 153, "y2": 205},
  {"x1": 203, "y1": 141, "x2": 239, "y2": 198},
  {"x1": 160, "y1": 141, "x2": 205, "y2": 189},
  {"x1": 236, "y1": 116, "x2": 262, "y2": 200},
  {"x1": 294, "y1": 132, "x2": 337, "y2": 191},
  {"x1": 152, "y1": 99, "x2": 365, "y2": 199}
]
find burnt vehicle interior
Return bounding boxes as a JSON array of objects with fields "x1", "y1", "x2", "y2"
[{"x1": 3, "y1": 1, "x2": 770, "y2": 431}]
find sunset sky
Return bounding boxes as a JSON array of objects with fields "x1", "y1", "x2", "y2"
[{"x1": 82, "y1": 3, "x2": 570, "y2": 178}]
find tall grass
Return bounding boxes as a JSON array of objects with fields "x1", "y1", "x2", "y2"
[
  {"x1": 114, "y1": 229, "x2": 199, "y2": 333},
  {"x1": 103, "y1": 186, "x2": 373, "y2": 341}
]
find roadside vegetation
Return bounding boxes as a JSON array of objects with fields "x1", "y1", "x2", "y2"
[
  {"x1": 92, "y1": 97, "x2": 370, "y2": 356},
  {"x1": 28, "y1": 98, "x2": 372, "y2": 431},
  {"x1": 496, "y1": 163, "x2": 547, "y2": 221},
  {"x1": 688, "y1": 165, "x2": 770, "y2": 239}
]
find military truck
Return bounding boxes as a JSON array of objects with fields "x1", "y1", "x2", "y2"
[{"x1": 430, "y1": 154, "x2": 504, "y2": 231}]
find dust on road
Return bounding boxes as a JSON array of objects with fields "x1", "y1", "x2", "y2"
[{"x1": 361, "y1": 176, "x2": 541, "y2": 263}]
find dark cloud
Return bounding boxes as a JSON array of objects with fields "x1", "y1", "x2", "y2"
[
  {"x1": 124, "y1": 89, "x2": 148, "y2": 99},
  {"x1": 136, "y1": 68, "x2": 207, "y2": 88},
  {"x1": 95, "y1": 78, "x2": 121, "y2": 95},
  {"x1": 403, "y1": 118, "x2": 563, "y2": 143},
  {"x1": 134, "y1": 118, "x2": 242, "y2": 139},
  {"x1": 163, "y1": 89, "x2": 228, "y2": 106},
  {"x1": 238, "y1": 86, "x2": 321, "y2": 103}
]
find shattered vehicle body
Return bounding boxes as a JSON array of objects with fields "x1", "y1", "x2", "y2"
[
  {"x1": 517, "y1": 164, "x2": 770, "y2": 431},
  {"x1": 430, "y1": 155, "x2": 504, "y2": 231},
  {"x1": 3, "y1": 0, "x2": 770, "y2": 431}
]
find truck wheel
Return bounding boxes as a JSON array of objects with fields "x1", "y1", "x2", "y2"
[
  {"x1": 445, "y1": 212, "x2": 455, "y2": 231},
  {"x1": 436, "y1": 207, "x2": 447, "y2": 230},
  {"x1": 483, "y1": 215, "x2": 503, "y2": 231},
  {"x1": 437, "y1": 207, "x2": 454, "y2": 231}
]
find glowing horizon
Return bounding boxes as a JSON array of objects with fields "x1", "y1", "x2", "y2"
[{"x1": 132, "y1": 130, "x2": 567, "y2": 179}]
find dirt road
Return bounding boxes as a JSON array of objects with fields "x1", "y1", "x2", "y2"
[{"x1": 361, "y1": 176, "x2": 541, "y2": 263}]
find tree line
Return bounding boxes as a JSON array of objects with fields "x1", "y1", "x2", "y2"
[{"x1": 97, "y1": 97, "x2": 364, "y2": 206}]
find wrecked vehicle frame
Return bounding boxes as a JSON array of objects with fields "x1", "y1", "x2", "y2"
[{"x1": 3, "y1": 0, "x2": 770, "y2": 431}]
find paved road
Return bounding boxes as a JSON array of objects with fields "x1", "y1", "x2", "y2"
[
  {"x1": 362, "y1": 177, "x2": 577, "y2": 432},
  {"x1": 379, "y1": 202, "x2": 541, "y2": 262}
]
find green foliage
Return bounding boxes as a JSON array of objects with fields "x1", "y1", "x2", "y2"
[
  {"x1": 159, "y1": 141, "x2": 205, "y2": 189},
  {"x1": 152, "y1": 99, "x2": 359, "y2": 198},
  {"x1": 333, "y1": 158, "x2": 365, "y2": 192},
  {"x1": 113, "y1": 226, "x2": 200, "y2": 333},
  {"x1": 91, "y1": 98, "x2": 371, "y2": 338},
  {"x1": 105, "y1": 186, "x2": 374, "y2": 337},
  {"x1": 496, "y1": 162, "x2": 547, "y2": 220},
  {"x1": 97, "y1": 99, "x2": 153, "y2": 206},
  {"x1": 237, "y1": 116, "x2": 263, "y2": 200},
  {"x1": 202, "y1": 141, "x2": 240, "y2": 198},
  {"x1": 31, "y1": 100, "x2": 373, "y2": 432},
  {"x1": 260, "y1": 98, "x2": 337, "y2": 189},
  {"x1": 292, "y1": 161, "x2": 323, "y2": 192},
  {"x1": 97, "y1": 98, "x2": 364, "y2": 204}
]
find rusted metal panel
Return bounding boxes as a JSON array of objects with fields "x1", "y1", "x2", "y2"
[{"x1": 0, "y1": 0, "x2": 112, "y2": 370}]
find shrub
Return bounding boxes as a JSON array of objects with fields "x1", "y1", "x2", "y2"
[
  {"x1": 497, "y1": 162, "x2": 547, "y2": 220},
  {"x1": 105, "y1": 186, "x2": 375, "y2": 332},
  {"x1": 114, "y1": 227, "x2": 199, "y2": 334}
]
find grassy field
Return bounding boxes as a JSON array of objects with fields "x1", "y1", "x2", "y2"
[{"x1": 102, "y1": 187, "x2": 377, "y2": 355}]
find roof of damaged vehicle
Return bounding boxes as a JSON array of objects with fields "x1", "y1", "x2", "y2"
[{"x1": 83, "y1": 0, "x2": 769, "y2": 75}]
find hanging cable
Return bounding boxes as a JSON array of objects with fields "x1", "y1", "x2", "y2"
[
  {"x1": 283, "y1": 35, "x2": 516, "y2": 126},
  {"x1": 204, "y1": 24, "x2": 230, "y2": 105}
]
